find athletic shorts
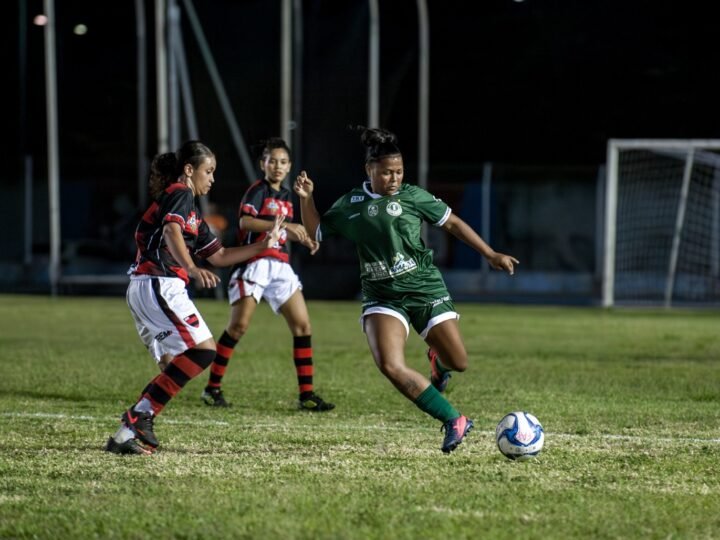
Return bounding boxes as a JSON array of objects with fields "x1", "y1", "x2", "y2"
[
  {"x1": 359, "y1": 266, "x2": 459, "y2": 339},
  {"x1": 127, "y1": 275, "x2": 213, "y2": 363},
  {"x1": 228, "y1": 258, "x2": 301, "y2": 313}
]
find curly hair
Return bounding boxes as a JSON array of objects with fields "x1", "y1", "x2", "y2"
[{"x1": 353, "y1": 126, "x2": 401, "y2": 163}]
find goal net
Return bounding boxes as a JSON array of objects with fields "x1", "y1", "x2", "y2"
[{"x1": 602, "y1": 139, "x2": 720, "y2": 307}]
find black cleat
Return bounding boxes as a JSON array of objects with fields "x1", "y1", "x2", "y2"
[
  {"x1": 104, "y1": 436, "x2": 153, "y2": 456},
  {"x1": 121, "y1": 409, "x2": 159, "y2": 448},
  {"x1": 201, "y1": 387, "x2": 231, "y2": 407},
  {"x1": 298, "y1": 392, "x2": 335, "y2": 412}
]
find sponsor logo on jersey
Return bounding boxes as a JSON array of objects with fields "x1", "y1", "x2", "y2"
[
  {"x1": 368, "y1": 204, "x2": 379, "y2": 217},
  {"x1": 154, "y1": 330, "x2": 173, "y2": 342},
  {"x1": 389, "y1": 252, "x2": 417, "y2": 276},
  {"x1": 386, "y1": 201, "x2": 402, "y2": 217},
  {"x1": 351, "y1": 195, "x2": 365, "y2": 203},
  {"x1": 184, "y1": 314, "x2": 200, "y2": 328}
]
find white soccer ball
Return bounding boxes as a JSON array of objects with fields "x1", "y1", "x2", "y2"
[{"x1": 495, "y1": 411, "x2": 544, "y2": 461}]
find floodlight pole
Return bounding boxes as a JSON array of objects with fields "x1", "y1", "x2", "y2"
[
  {"x1": 156, "y1": 0, "x2": 169, "y2": 153},
  {"x1": 368, "y1": 0, "x2": 379, "y2": 128},
  {"x1": 44, "y1": 0, "x2": 61, "y2": 295},
  {"x1": 417, "y1": 0, "x2": 429, "y2": 244},
  {"x1": 135, "y1": 0, "x2": 149, "y2": 209}
]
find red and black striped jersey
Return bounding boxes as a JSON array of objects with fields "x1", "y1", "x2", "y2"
[
  {"x1": 129, "y1": 182, "x2": 221, "y2": 284},
  {"x1": 234, "y1": 179, "x2": 293, "y2": 267}
]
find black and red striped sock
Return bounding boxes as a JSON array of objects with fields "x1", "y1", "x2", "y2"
[
  {"x1": 206, "y1": 331, "x2": 238, "y2": 390},
  {"x1": 141, "y1": 348, "x2": 215, "y2": 415},
  {"x1": 294, "y1": 335, "x2": 314, "y2": 400}
]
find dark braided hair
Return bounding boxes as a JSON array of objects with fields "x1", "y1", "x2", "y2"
[
  {"x1": 355, "y1": 126, "x2": 401, "y2": 163},
  {"x1": 148, "y1": 140, "x2": 215, "y2": 200}
]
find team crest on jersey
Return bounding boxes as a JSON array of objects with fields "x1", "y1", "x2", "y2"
[
  {"x1": 386, "y1": 201, "x2": 403, "y2": 217},
  {"x1": 351, "y1": 195, "x2": 365, "y2": 203},
  {"x1": 368, "y1": 204, "x2": 379, "y2": 217},
  {"x1": 187, "y1": 213, "x2": 198, "y2": 233},
  {"x1": 184, "y1": 313, "x2": 200, "y2": 328}
]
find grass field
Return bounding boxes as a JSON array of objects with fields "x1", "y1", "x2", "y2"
[{"x1": 1, "y1": 294, "x2": 719, "y2": 539}]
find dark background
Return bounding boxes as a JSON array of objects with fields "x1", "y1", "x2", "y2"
[{"x1": 4, "y1": 0, "x2": 720, "y2": 296}]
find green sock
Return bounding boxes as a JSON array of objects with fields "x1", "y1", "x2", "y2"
[
  {"x1": 414, "y1": 385, "x2": 459, "y2": 423},
  {"x1": 435, "y1": 355, "x2": 450, "y2": 375}
]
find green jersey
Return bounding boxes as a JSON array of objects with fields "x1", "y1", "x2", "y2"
[{"x1": 319, "y1": 181, "x2": 451, "y2": 284}]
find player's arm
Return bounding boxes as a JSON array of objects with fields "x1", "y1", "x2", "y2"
[
  {"x1": 207, "y1": 215, "x2": 285, "y2": 267},
  {"x1": 239, "y1": 215, "x2": 318, "y2": 254},
  {"x1": 293, "y1": 171, "x2": 321, "y2": 242},
  {"x1": 163, "y1": 222, "x2": 221, "y2": 288},
  {"x1": 441, "y1": 214, "x2": 518, "y2": 275}
]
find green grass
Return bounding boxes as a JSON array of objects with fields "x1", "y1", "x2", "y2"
[{"x1": 1, "y1": 294, "x2": 719, "y2": 539}]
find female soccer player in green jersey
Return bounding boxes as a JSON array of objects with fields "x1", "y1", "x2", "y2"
[{"x1": 294, "y1": 127, "x2": 518, "y2": 453}]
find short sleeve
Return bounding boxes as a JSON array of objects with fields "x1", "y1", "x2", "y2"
[
  {"x1": 411, "y1": 185, "x2": 451, "y2": 227},
  {"x1": 239, "y1": 182, "x2": 266, "y2": 218},
  {"x1": 160, "y1": 187, "x2": 194, "y2": 227},
  {"x1": 194, "y1": 220, "x2": 222, "y2": 259},
  {"x1": 317, "y1": 196, "x2": 348, "y2": 241}
]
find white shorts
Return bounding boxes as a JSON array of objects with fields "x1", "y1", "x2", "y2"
[
  {"x1": 127, "y1": 276, "x2": 213, "y2": 363},
  {"x1": 228, "y1": 258, "x2": 301, "y2": 313}
]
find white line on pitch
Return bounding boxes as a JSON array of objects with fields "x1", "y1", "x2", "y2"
[{"x1": 2, "y1": 411, "x2": 720, "y2": 444}]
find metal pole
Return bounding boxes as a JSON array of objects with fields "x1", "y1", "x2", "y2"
[
  {"x1": 281, "y1": 0, "x2": 292, "y2": 152},
  {"x1": 173, "y1": 13, "x2": 198, "y2": 138},
  {"x1": 181, "y1": 0, "x2": 256, "y2": 184},
  {"x1": 156, "y1": 0, "x2": 169, "y2": 153},
  {"x1": 24, "y1": 156, "x2": 33, "y2": 266},
  {"x1": 44, "y1": 0, "x2": 61, "y2": 295},
  {"x1": 481, "y1": 162, "x2": 492, "y2": 279},
  {"x1": 168, "y1": 0, "x2": 181, "y2": 149},
  {"x1": 367, "y1": 0, "x2": 379, "y2": 128},
  {"x1": 664, "y1": 149, "x2": 695, "y2": 308},
  {"x1": 135, "y1": 0, "x2": 149, "y2": 209},
  {"x1": 602, "y1": 141, "x2": 619, "y2": 307},
  {"x1": 292, "y1": 0, "x2": 303, "y2": 162},
  {"x1": 417, "y1": 0, "x2": 429, "y2": 245}
]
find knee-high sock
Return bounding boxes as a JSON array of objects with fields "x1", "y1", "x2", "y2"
[
  {"x1": 140, "y1": 348, "x2": 215, "y2": 415},
  {"x1": 207, "y1": 331, "x2": 238, "y2": 389},
  {"x1": 294, "y1": 335, "x2": 314, "y2": 399},
  {"x1": 414, "y1": 384, "x2": 460, "y2": 423}
]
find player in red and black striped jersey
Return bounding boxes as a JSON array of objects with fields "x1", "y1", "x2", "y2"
[
  {"x1": 105, "y1": 141, "x2": 284, "y2": 455},
  {"x1": 202, "y1": 138, "x2": 335, "y2": 412}
]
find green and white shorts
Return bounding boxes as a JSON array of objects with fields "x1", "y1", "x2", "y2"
[{"x1": 359, "y1": 267, "x2": 459, "y2": 339}]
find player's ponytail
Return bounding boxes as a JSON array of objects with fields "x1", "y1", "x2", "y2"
[{"x1": 148, "y1": 152, "x2": 178, "y2": 200}]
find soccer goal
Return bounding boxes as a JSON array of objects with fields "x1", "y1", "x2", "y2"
[{"x1": 602, "y1": 139, "x2": 720, "y2": 307}]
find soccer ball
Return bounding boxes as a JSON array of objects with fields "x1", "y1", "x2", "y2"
[{"x1": 495, "y1": 411, "x2": 544, "y2": 461}]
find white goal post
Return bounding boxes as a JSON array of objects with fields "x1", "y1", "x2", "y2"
[{"x1": 603, "y1": 139, "x2": 720, "y2": 307}]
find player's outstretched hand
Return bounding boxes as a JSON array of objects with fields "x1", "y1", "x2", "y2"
[
  {"x1": 294, "y1": 171, "x2": 314, "y2": 198},
  {"x1": 488, "y1": 253, "x2": 519, "y2": 275},
  {"x1": 301, "y1": 237, "x2": 320, "y2": 255},
  {"x1": 189, "y1": 267, "x2": 221, "y2": 288},
  {"x1": 265, "y1": 214, "x2": 286, "y2": 247}
]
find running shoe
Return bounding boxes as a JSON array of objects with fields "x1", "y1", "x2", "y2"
[{"x1": 440, "y1": 415, "x2": 474, "y2": 453}]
